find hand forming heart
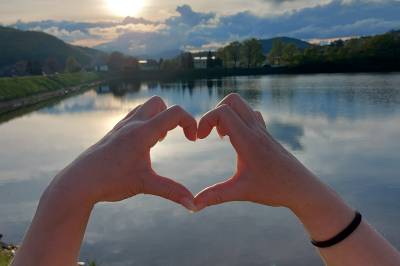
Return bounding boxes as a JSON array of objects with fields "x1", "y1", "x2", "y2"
[
  {"x1": 193, "y1": 93, "x2": 314, "y2": 211},
  {"x1": 15, "y1": 94, "x2": 400, "y2": 266},
  {"x1": 53, "y1": 93, "x2": 315, "y2": 213}
]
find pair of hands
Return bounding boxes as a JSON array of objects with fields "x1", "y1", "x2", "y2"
[
  {"x1": 16, "y1": 94, "x2": 400, "y2": 266},
  {"x1": 58, "y1": 93, "x2": 314, "y2": 212}
]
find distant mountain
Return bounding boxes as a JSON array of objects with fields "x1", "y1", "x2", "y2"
[
  {"x1": 0, "y1": 26, "x2": 105, "y2": 70},
  {"x1": 96, "y1": 40, "x2": 181, "y2": 60},
  {"x1": 136, "y1": 49, "x2": 182, "y2": 60},
  {"x1": 260, "y1": 37, "x2": 311, "y2": 54}
]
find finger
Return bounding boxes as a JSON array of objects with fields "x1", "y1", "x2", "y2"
[
  {"x1": 194, "y1": 179, "x2": 240, "y2": 211},
  {"x1": 255, "y1": 111, "x2": 267, "y2": 128},
  {"x1": 217, "y1": 93, "x2": 257, "y2": 127},
  {"x1": 143, "y1": 174, "x2": 196, "y2": 211},
  {"x1": 123, "y1": 105, "x2": 143, "y2": 121},
  {"x1": 146, "y1": 105, "x2": 197, "y2": 146},
  {"x1": 113, "y1": 105, "x2": 143, "y2": 131},
  {"x1": 134, "y1": 96, "x2": 167, "y2": 120},
  {"x1": 197, "y1": 104, "x2": 248, "y2": 151},
  {"x1": 159, "y1": 132, "x2": 168, "y2": 142}
]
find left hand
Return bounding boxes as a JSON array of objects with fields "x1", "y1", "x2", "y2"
[
  {"x1": 193, "y1": 93, "x2": 319, "y2": 211},
  {"x1": 48, "y1": 96, "x2": 197, "y2": 211}
]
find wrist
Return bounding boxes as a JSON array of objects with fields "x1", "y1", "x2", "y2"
[
  {"x1": 44, "y1": 168, "x2": 98, "y2": 209},
  {"x1": 287, "y1": 176, "x2": 355, "y2": 242}
]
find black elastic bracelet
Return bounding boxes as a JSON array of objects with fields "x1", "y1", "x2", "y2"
[{"x1": 311, "y1": 211, "x2": 362, "y2": 248}]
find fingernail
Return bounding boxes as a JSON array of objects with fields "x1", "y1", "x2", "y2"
[{"x1": 181, "y1": 197, "x2": 197, "y2": 212}]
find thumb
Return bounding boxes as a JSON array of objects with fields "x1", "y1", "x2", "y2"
[
  {"x1": 194, "y1": 178, "x2": 240, "y2": 211},
  {"x1": 143, "y1": 173, "x2": 196, "y2": 212}
]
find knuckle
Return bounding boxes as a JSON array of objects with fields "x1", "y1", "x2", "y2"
[
  {"x1": 148, "y1": 96, "x2": 166, "y2": 111},
  {"x1": 149, "y1": 95, "x2": 164, "y2": 105},
  {"x1": 226, "y1": 93, "x2": 241, "y2": 102},
  {"x1": 169, "y1": 105, "x2": 183, "y2": 113},
  {"x1": 219, "y1": 103, "x2": 230, "y2": 111}
]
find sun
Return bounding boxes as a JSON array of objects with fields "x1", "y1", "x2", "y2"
[{"x1": 105, "y1": 0, "x2": 145, "y2": 17}]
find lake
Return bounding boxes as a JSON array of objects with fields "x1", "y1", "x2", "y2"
[{"x1": 1, "y1": 73, "x2": 400, "y2": 266}]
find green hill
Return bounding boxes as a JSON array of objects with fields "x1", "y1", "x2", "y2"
[
  {"x1": 0, "y1": 26, "x2": 105, "y2": 73},
  {"x1": 260, "y1": 37, "x2": 310, "y2": 54}
]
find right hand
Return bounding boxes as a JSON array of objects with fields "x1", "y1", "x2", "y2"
[
  {"x1": 194, "y1": 93, "x2": 319, "y2": 211},
  {"x1": 48, "y1": 96, "x2": 197, "y2": 210}
]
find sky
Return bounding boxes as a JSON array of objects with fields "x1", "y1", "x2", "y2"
[{"x1": 1, "y1": 0, "x2": 400, "y2": 57}]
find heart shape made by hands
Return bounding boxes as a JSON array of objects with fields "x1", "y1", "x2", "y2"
[{"x1": 150, "y1": 93, "x2": 290, "y2": 212}]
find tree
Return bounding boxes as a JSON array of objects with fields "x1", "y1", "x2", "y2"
[
  {"x1": 107, "y1": 52, "x2": 126, "y2": 72},
  {"x1": 160, "y1": 57, "x2": 181, "y2": 70},
  {"x1": 44, "y1": 57, "x2": 60, "y2": 74},
  {"x1": 206, "y1": 51, "x2": 214, "y2": 69},
  {"x1": 14, "y1": 60, "x2": 28, "y2": 76},
  {"x1": 65, "y1": 56, "x2": 81, "y2": 73},
  {"x1": 216, "y1": 47, "x2": 229, "y2": 68},
  {"x1": 27, "y1": 60, "x2": 43, "y2": 75},
  {"x1": 180, "y1": 52, "x2": 194, "y2": 69},
  {"x1": 240, "y1": 38, "x2": 265, "y2": 68},
  {"x1": 226, "y1": 41, "x2": 242, "y2": 68},
  {"x1": 124, "y1": 57, "x2": 139, "y2": 70},
  {"x1": 268, "y1": 40, "x2": 285, "y2": 66},
  {"x1": 282, "y1": 43, "x2": 301, "y2": 65}
]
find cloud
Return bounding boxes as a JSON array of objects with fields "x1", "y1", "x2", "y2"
[{"x1": 8, "y1": 1, "x2": 400, "y2": 57}]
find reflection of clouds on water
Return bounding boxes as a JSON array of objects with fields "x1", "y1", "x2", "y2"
[
  {"x1": 35, "y1": 74, "x2": 400, "y2": 123},
  {"x1": 268, "y1": 120, "x2": 304, "y2": 151},
  {"x1": 1, "y1": 74, "x2": 400, "y2": 265}
]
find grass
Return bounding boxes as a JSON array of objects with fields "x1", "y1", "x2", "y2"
[
  {"x1": 0, "y1": 72, "x2": 101, "y2": 102},
  {"x1": 0, "y1": 250, "x2": 13, "y2": 266}
]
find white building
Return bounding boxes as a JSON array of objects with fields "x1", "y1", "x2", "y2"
[
  {"x1": 95, "y1": 65, "x2": 109, "y2": 72},
  {"x1": 139, "y1": 60, "x2": 159, "y2": 71},
  {"x1": 194, "y1": 56, "x2": 214, "y2": 69}
]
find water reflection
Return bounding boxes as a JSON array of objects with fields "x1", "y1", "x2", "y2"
[{"x1": 1, "y1": 74, "x2": 400, "y2": 266}]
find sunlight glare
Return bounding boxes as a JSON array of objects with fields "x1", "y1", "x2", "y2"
[{"x1": 105, "y1": 0, "x2": 145, "y2": 17}]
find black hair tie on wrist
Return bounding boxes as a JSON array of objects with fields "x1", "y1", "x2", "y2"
[{"x1": 311, "y1": 211, "x2": 362, "y2": 248}]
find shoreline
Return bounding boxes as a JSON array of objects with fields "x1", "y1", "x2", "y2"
[
  {"x1": 1, "y1": 69, "x2": 399, "y2": 116},
  {"x1": 0, "y1": 80, "x2": 102, "y2": 115},
  {"x1": 119, "y1": 67, "x2": 400, "y2": 82}
]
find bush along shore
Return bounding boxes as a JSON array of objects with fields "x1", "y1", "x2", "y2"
[
  {"x1": 0, "y1": 234, "x2": 17, "y2": 266},
  {"x1": 0, "y1": 72, "x2": 103, "y2": 114}
]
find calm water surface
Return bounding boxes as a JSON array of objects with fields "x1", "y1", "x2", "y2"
[{"x1": 1, "y1": 74, "x2": 400, "y2": 265}]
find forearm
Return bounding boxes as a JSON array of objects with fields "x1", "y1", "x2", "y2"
[
  {"x1": 12, "y1": 173, "x2": 94, "y2": 266},
  {"x1": 289, "y1": 174, "x2": 400, "y2": 266}
]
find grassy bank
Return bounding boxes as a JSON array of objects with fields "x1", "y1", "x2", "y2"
[
  {"x1": 0, "y1": 250, "x2": 12, "y2": 266},
  {"x1": 0, "y1": 72, "x2": 101, "y2": 102}
]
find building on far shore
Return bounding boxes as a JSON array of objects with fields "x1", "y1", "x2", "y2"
[
  {"x1": 192, "y1": 50, "x2": 223, "y2": 69},
  {"x1": 139, "y1": 60, "x2": 159, "y2": 71},
  {"x1": 193, "y1": 56, "x2": 208, "y2": 69},
  {"x1": 94, "y1": 64, "x2": 109, "y2": 72}
]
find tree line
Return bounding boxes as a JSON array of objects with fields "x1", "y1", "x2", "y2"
[
  {"x1": 4, "y1": 30, "x2": 398, "y2": 77},
  {"x1": 268, "y1": 30, "x2": 400, "y2": 71},
  {"x1": 216, "y1": 38, "x2": 265, "y2": 68}
]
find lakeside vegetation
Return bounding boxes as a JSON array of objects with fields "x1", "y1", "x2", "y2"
[
  {"x1": 267, "y1": 30, "x2": 400, "y2": 72},
  {"x1": 0, "y1": 250, "x2": 12, "y2": 266},
  {"x1": 0, "y1": 72, "x2": 101, "y2": 102},
  {"x1": 117, "y1": 30, "x2": 400, "y2": 79},
  {"x1": 2, "y1": 25, "x2": 399, "y2": 82}
]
